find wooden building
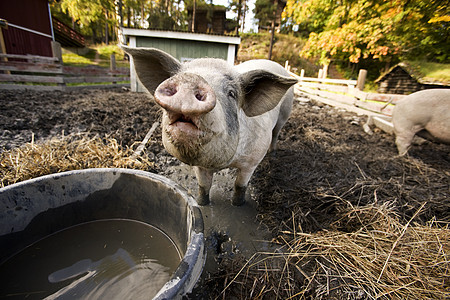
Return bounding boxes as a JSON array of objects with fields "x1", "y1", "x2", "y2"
[
  {"x1": 376, "y1": 62, "x2": 449, "y2": 95},
  {"x1": 257, "y1": 0, "x2": 287, "y2": 31},
  {"x1": 0, "y1": 0, "x2": 54, "y2": 57},
  {"x1": 121, "y1": 27, "x2": 241, "y2": 92},
  {"x1": 0, "y1": 0, "x2": 84, "y2": 58},
  {"x1": 187, "y1": 5, "x2": 227, "y2": 35}
]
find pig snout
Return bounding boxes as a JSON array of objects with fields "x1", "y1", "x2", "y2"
[{"x1": 154, "y1": 73, "x2": 216, "y2": 116}]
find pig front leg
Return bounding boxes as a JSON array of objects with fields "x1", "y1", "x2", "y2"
[
  {"x1": 194, "y1": 166, "x2": 214, "y2": 205},
  {"x1": 395, "y1": 133, "x2": 414, "y2": 156},
  {"x1": 232, "y1": 166, "x2": 257, "y2": 206},
  {"x1": 394, "y1": 123, "x2": 421, "y2": 156}
]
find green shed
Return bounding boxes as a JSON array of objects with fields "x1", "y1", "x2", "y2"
[{"x1": 121, "y1": 28, "x2": 241, "y2": 92}]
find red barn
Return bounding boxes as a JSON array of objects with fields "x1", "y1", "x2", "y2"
[{"x1": 0, "y1": 0, "x2": 54, "y2": 57}]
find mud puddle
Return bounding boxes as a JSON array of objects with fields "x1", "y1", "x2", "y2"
[{"x1": 162, "y1": 163, "x2": 275, "y2": 273}]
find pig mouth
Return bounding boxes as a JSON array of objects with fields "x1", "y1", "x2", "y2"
[{"x1": 166, "y1": 112, "x2": 205, "y2": 137}]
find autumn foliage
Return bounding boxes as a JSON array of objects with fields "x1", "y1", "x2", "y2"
[{"x1": 283, "y1": 0, "x2": 450, "y2": 65}]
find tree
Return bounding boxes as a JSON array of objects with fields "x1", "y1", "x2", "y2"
[
  {"x1": 53, "y1": 0, "x2": 191, "y2": 43},
  {"x1": 229, "y1": 0, "x2": 248, "y2": 34},
  {"x1": 254, "y1": 0, "x2": 281, "y2": 60},
  {"x1": 284, "y1": 0, "x2": 450, "y2": 65},
  {"x1": 254, "y1": 0, "x2": 276, "y2": 30},
  {"x1": 55, "y1": 0, "x2": 116, "y2": 44}
]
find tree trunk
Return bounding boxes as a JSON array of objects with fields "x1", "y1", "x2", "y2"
[
  {"x1": 91, "y1": 22, "x2": 97, "y2": 43},
  {"x1": 141, "y1": 2, "x2": 145, "y2": 28},
  {"x1": 127, "y1": 6, "x2": 131, "y2": 27},
  {"x1": 235, "y1": 0, "x2": 242, "y2": 35},
  {"x1": 118, "y1": 0, "x2": 124, "y2": 28},
  {"x1": 112, "y1": 24, "x2": 115, "y2": 43},
  {"x1": 133, "y1": 7, "x2": 137, "y2": 28},
  {"x1": 241, "y1": 0, "x2": 246, "y2": 33},
  {"x1": 105, "y1": 10, "x2": 109, "y2": 45},
  {"x1": 268, "y1": 20, "x2": 275, "y2": 60},
  {"x1": 192, "y1": 0, "x2": 196, "y2": 32},
  {"x1": 268, "y1": 0, "x2": 277, "y2": 60}
]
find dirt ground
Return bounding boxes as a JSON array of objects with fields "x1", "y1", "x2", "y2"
[{"x1": 1, "y1": 88, "x2": 449, "y2": 298}]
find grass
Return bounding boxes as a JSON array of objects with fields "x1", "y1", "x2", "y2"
[
  {"x1": 62, "y1": 44, "x2": 129, "y2": 68},
  {"x1": 238, "y1": 32, "x2": 320, "y2": 77},
  {"x1": 94, "y1": 44, "x2": 125, "y2": 60},
  {"x1": 61, "y1": 52, "x2": 93, "y2": 66},
  {"x1": 407, "y1": 60, "x2": 450, "y2": 83}
]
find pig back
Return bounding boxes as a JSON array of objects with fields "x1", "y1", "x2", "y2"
[
  {"x1": 393, "y1": 89, "x2": 450, "y2": 144},
  {"x1": 394, "y1": 89, "x2": 450, "y2": 122},
  {"x1": 235, "y1": 59, "x2": 291, "y2": 77}
]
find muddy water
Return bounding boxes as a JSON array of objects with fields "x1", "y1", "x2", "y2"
[
  {"x1": 162, "y1": 164, "x2": 275, "y2": 272},
  {"x1": 0, "y1": 219, "x2": 181, "y2": 299}
]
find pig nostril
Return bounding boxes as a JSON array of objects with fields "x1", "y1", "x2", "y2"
[
  {"x1": 195, "y1": 92, "x2": 205, "y2": 101},
  {"x1": 164, "y1": 87, "x2": 177, "y2": 96}
]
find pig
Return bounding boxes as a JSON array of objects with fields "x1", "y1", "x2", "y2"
[
  {"x1": 123, "y1": 46, "x2": 297, "y2": 206},
  {"x1": 392, "y1": 89, "x2": 450, "y2": 156}
]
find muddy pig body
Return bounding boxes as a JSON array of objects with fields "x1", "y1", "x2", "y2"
[
  {"x1": 124, "y1": 47, "x2": 297, "y2": 206},
  {"x1": 392, "y1": 89, "x2": 450, "y2": 156}
]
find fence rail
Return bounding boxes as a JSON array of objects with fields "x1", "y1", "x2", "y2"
[
  {"x1": 290, "y1": 70, "x2": 405, "y2": 117},
  {"x1": 288, "y1": 67, "x2": 410, "y2": 135},
  {"x1": 0, "y1": 53, "x2": 129, "y2": 91}
]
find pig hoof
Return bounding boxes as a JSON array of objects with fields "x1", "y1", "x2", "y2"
[
  {"x1": 197, "y1": 187, "x2": 210, "y2": 206},
  {"x1": 232, "y1": 185, "x2": 247, "y2": 206}
]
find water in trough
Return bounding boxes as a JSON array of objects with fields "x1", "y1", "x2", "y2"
[{"x1": 0, "y1": 219, "x2": 181, "y2": 299}]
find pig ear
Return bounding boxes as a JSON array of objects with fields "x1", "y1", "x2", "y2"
[
  {"x1": 240, "y1": 70, "x2": 298, "y2": 117},
  {"x1": 121, "y1": 46, "x2": 181, "y2": 93}
]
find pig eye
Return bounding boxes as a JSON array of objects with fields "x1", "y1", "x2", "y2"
[{"x1": 228, "y1": 90, "x2": 237, "y2": 100}]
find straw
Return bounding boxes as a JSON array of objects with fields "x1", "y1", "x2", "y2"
[{"x1": 0, "y1": 133, "x2": 155, "y2": 187}]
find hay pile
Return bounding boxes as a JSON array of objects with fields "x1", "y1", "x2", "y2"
[
  {"x1": 0, "y1": 134, "x2": 154, "y2": 187},
  {"x1": 216, "y1": 201, "x2": 449, "y2": 299}
]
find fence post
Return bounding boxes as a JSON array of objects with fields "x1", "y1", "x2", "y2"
[
  {"x1": 300, "y1": 69, "x2": 305, "y2": 78},
  {"x1": 0, "y1": 21, "x2": 11, "y2": 75},
  {"x1": 356, "y1": 69, "x2": 367, "y2": 91},
  {"x1": 51, "y1": 41, "x2": 63, "y2": 64},
  {"x1": 110, "y1": 54, "x2": 116, "y2": 71},
  {"x1": 51, "y1": 41, "x2": 65, "y2": 89},
  {"x1": 284, "y1": 60, "x2": 291, "y2": 72},
  {"x1": 322, "y1": 64, "x2": 328, "y2": 79},
  {"x1": 110, "y1": 54, "x2": 117, "y2": 84}
]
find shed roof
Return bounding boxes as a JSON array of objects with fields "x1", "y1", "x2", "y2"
[
  {"x1": 121, "y1": 27, "x2": 241, "y2": 45},
  {"x1": 375, "y1": 62, "x2": 450, "y2": 86}
]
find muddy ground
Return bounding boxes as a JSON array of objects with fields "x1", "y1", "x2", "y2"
[{"x1": 0, "y1": 88, "x2": 449, "y2": 298}]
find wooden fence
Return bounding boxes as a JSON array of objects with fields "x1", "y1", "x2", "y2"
[
  {"x1": 291, "y1": 71, "x2": 406, "y2": 117},
  {"x1": 0, "y1": 53, "x2": 129, "y2": 91},
  {"x1": 289, "y1": 68, "x2": 407, "y2": 135}
]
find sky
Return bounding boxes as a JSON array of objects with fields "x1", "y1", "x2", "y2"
[{"x1": 213, "y1": 0, "x2": 258, "y2": 33}]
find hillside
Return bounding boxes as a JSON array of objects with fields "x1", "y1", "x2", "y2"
[
  {"x1": 405, "y1": 61, "x2": 450, "y2": 84},
  {"x1": 237, "y1": 32, "x2": 320, "y2": 77}
]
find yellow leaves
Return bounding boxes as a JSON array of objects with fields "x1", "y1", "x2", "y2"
[
  {"x1": 349, "y1": 48, "x2": 361, "y2": 63},
  {"x1": 372, "y1": 46, "x2": 389, "y2": 59},
  {"x1": 299, "y1": 12, "x2": 402, "y2": 64},
  {"x1": 429, "y1": 15, "x2": 450, "y2": 23},
  {"x1": 286, "y1": 0, "x2": 449, "y2": 64}
]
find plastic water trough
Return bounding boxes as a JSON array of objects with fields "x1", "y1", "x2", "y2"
[{"x1": 0, "y1": 168, "x2": 205, "y2": 299}]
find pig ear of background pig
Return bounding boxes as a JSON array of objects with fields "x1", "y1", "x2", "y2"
[
  {"x1": 240, "y1": 70, "x2": 298, "y2": 117},
  {"x1": 121, "y1": 46, "x2": 181, "y2": 94}
]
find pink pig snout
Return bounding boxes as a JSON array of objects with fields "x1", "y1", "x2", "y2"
[{"x1": 154, "y1": 73, "x2": 216, "y2": 115}]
